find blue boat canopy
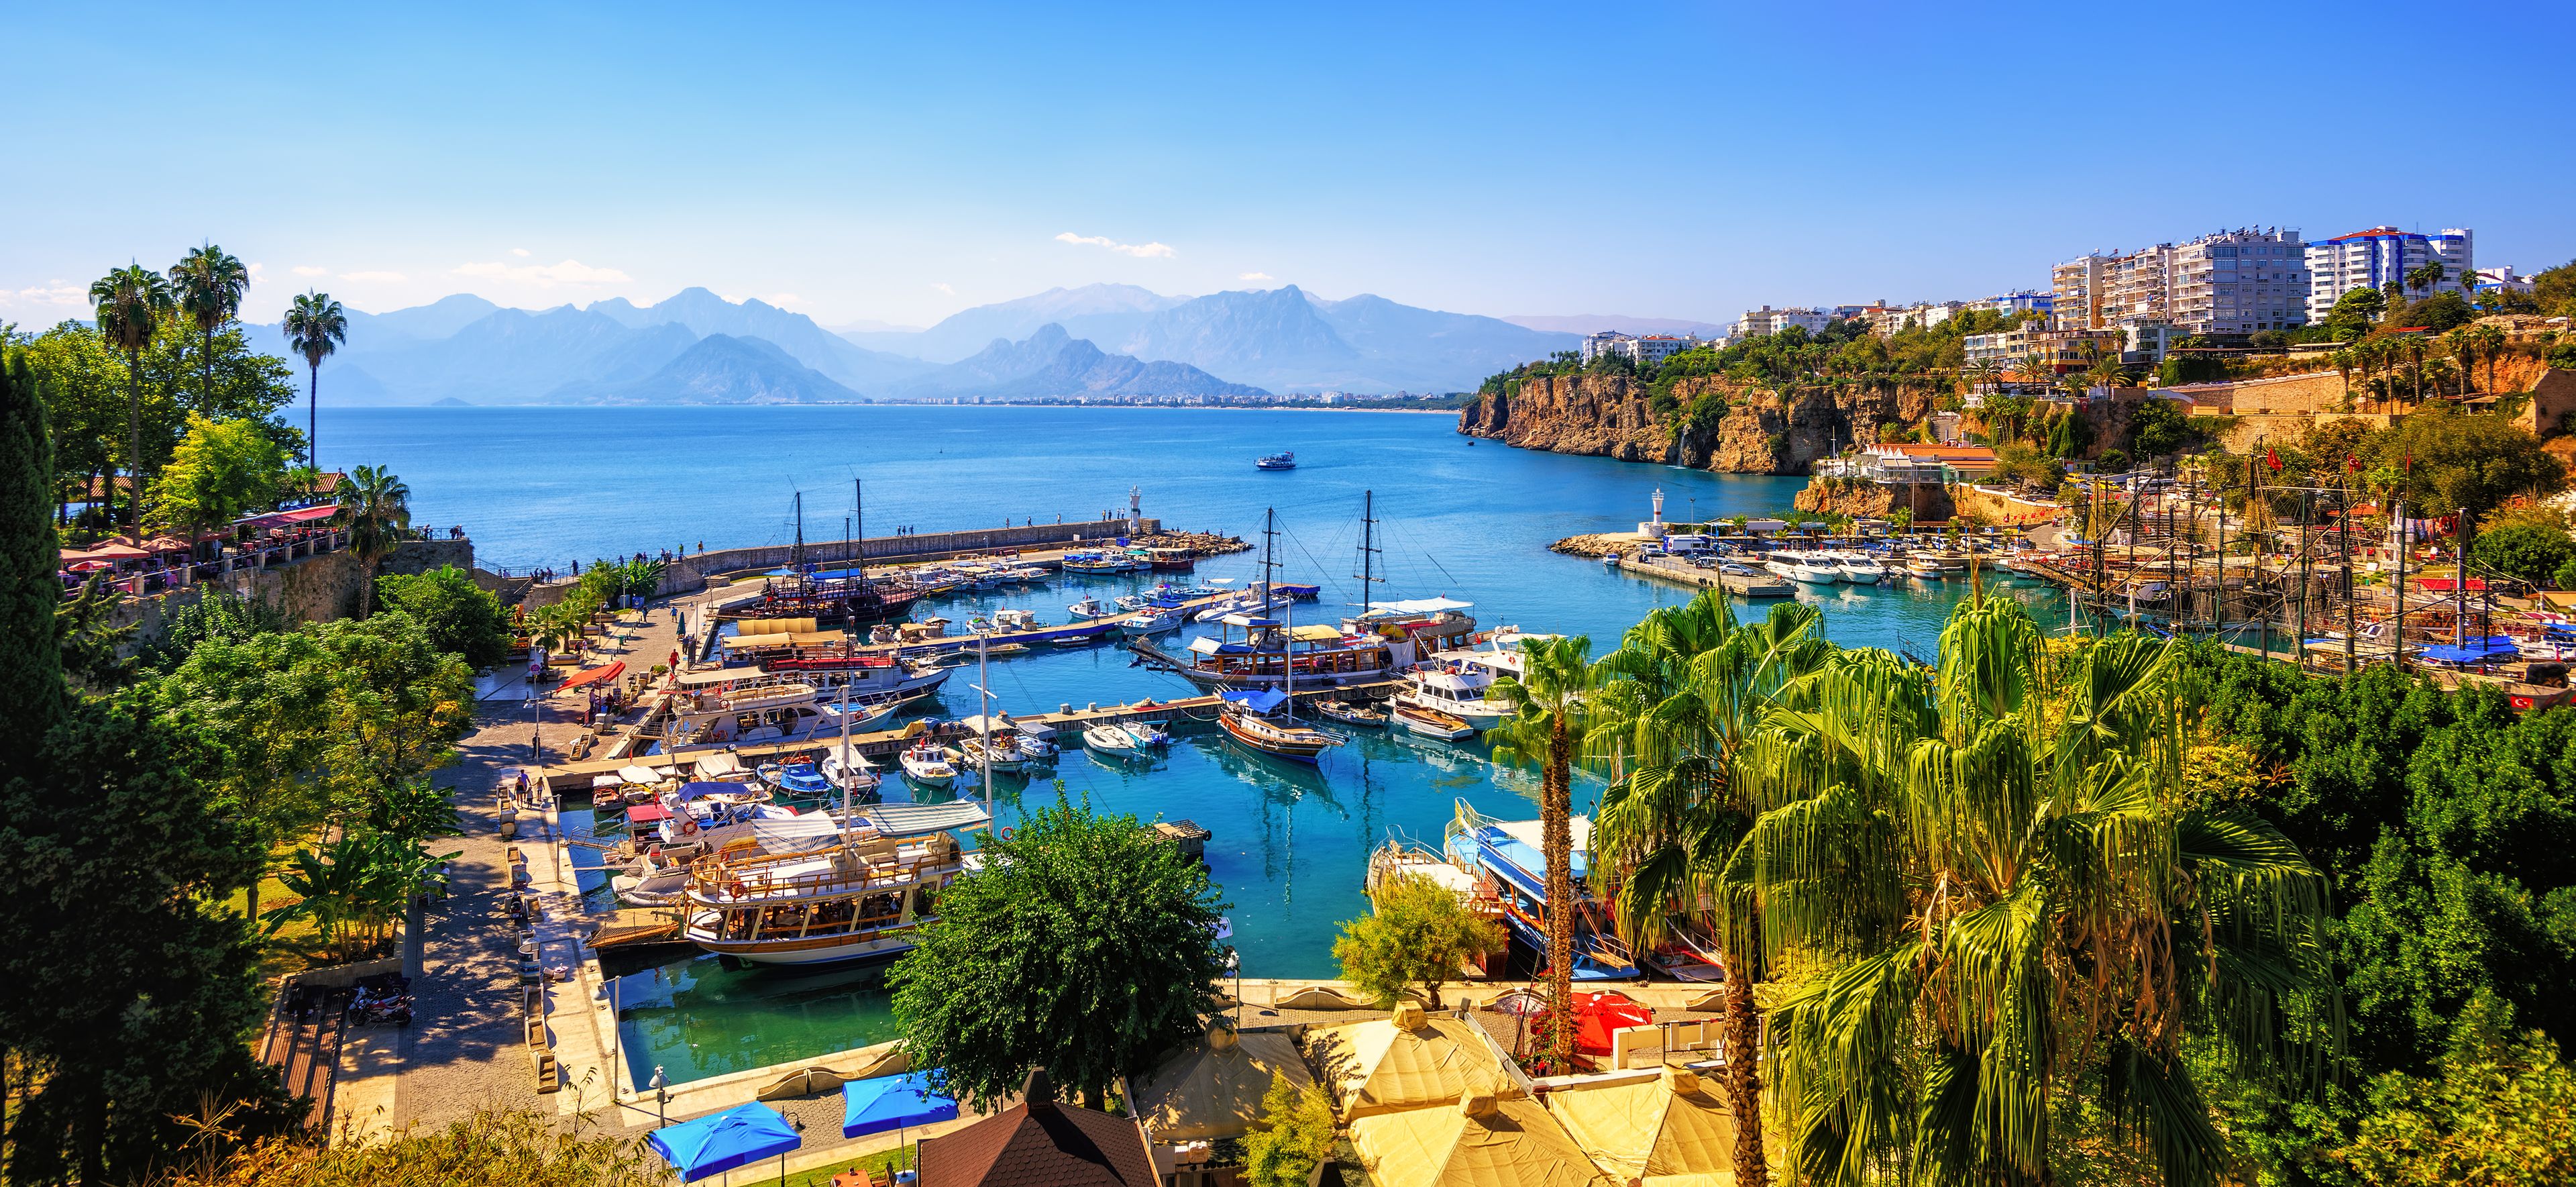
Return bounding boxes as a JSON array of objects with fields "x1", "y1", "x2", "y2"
[
  {"x1": 676, "y1": 781, "x2": 755, "y2": 801},
  {"x1": 649, "y1": 1102, "x2": 802, "y2": 1182},
  {"x1": 1222, "y1": 689, "x2": 1290, "y2": 713},
  {"x1": 841, "y1": 1070, "x2": 959, "y2": 1138},
  {"x1": 2418, "y1": 641, "x2": 2520, "y2": 664}
]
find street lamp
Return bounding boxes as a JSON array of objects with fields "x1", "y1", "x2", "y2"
[
  {"x1": 651, "y1": 1066, "x2": 667, "y2": 1127},
  {"x1": 784, "y1": 1115, "x2": 806, "y2": 1185}
]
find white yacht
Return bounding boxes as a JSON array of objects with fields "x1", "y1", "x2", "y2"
[
  {"x1": 1120, "y1": 607, "x2": 1184, "y2": 637},
  {"x1": 1830, "y1": 552, "x2": 1891, "y2": 584},
  {"x1": 680, "y1": 801, "x2": 991, "y2": 966},
  {"x1": 1067, "y1": 595, "x2": 1112, "y2": 619},
  {"x1": 1765, "y1": 554, "x2": 1843, "y2": 584}
]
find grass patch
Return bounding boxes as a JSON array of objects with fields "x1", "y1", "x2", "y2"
[{"x1": 779, "y1": 1144, "x2": 916, "y2": 1187}]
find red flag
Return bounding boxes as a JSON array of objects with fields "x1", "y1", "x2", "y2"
[
  {"x1": 2404, "y1": 451, "x2": 2414, "y2": 474},
  {"x1": 2265, "y1": 446, "x2": 2282, "y2": 472},
  {"x1": 2347, "y1": 453, "x2": 2361, "y2": 473}
]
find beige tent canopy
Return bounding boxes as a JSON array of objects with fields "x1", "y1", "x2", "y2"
[
  {"x1": 678, "y1": 666, "x2": 765, "y2": 686},
  {"x1": 1349, "y1": 1086, "x2": 1613, "y2": 1187},
  {"x1": 1545, "y1": 1066, "x2": 1737, "y2": 1187},
  {"x1": 1306, "y1": 1002, "x2": 1509, "y2": 1121},
  {"x1": 1128, "y1": 1029, "x2": 1314, "y2": 1143},
  {"x1": 732, "y1": 617, "x2": 819, "y2": 635}
]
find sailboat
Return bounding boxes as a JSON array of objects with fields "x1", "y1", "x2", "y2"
[
  {"x1": 1177, "y1": 501, "x2": 1474, "y2": 690},
  {"x1": 1217, "y1": 584, "x2": 1342, "y2": 763},
  {"x1": 745, "y1": 482, "x2": 922, "y2": 625}
]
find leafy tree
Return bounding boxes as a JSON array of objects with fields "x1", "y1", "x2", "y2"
[
  {"x1": 137, "y1": 589, "x2": 292, "y2": 674},
  {"x1": 2378, "y1": 405, "x2": 2567, "y2": 525},
  {"x1": 2387, "y1": 291, "x2": 2473, "y2": 333},
  {"x1": 280, "y1": 291, "x2": 347, "y2": 468},
  {"x1": 2470, "y1": 521, "x2": 2576, "y2": 586},
  {"x1": 170, "y1": 244, "x2": 252, "y2": 416},
  {"x1": 308, "y1": 613, "x2": 475, "y2": 805},
  {"x1": 57, "y1": 570, "x2": 138, "y2": 688},
  {"x1": 2321, "y1": 287, "x2": 2387, "y2": 338},
  {"x1": 1240, "y1": 1072, "x2": 1338, "y2": 1187},
  {"x1": 1, "y1": 348, "x2": 60, "y2": 695},
  {"x1": 262, "y1": 831, "x2": 449, "y2": 963},
  {"x1": 1744, "y1": 599, "x2": 2337, "y2": 1187},
  {"x1": 2337, "y1": 993, "x2": 2576, "y2": 1187},
  {"x1": 890, "y1": 792, "x2": 1229, "y2": 1111},
  {"x1": 2127, "y1": 396, "x2": 2192, "y2": 460},
  {"x1": 13, "y1": 323, "x2": 126, "y2": 522},
  {"x1": 2532, "y1": 258, "x2": 2576, "y2": 317},
  {"x1": 150, "y1": 413, "x2": 288, "y2": 538},
  {"x1": 1485, "y1": 633, "x2": 1599, "y2": 1074},
  {"x1": 335, "y1": 463, "x2": 412, "y2": 617},
  {"x1": 90, "y1": 264, "x2": 176, "y2": 533},
  {"x1": 1331, "y1": 872, "x2": 1503, "y2": 1009},
  {"x1": 158, "y1": 626, "x2": 334, "y2": 928},
  {"x1": 376, "y1": 565, "x2": 515, "y2": 670}
]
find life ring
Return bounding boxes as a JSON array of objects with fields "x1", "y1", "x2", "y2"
[
  {"x1": 678, "y1": 819, "x2": 698, "y2": 836},
  {"x1": 998, "y1": 827, "x2": 1016, "y2": 841}
]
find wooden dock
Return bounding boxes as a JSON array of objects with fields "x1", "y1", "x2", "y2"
[{"x1": 1609, "y1": 555, "x2": 1796, "y2": 598}]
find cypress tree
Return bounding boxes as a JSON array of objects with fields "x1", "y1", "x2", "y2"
[{"x1": 0, "y1": 347, "x2": 64, "y2": 725}]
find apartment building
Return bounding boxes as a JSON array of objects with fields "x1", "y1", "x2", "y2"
[
  {"x1": 2052, "y1": 256, "x2": 2112, "y2": 330},
  {"x1": 2077, "y1": 228, "x2": 2308, "y2": 337},
  {"x1": 1962, "y1": 324, "x2": 2123, "y2": 374},
  {"x1": 2305, "y1": 227, "x2": 2475, "y2": 320},
  {"x1": 1867, "y1": 301, "x2": 1966, "y2": 336},
  {"x1": 1578, "y1": 331, "x2": 1633, "y2": 363},
  {"x1": 1972, "y1": 291, "x2": 2055, "y2": 318},
  {"x1": 1580, "y1": 330, "x2": 1703, "y2": 366},
  {"x1": 1730, "y1": 305, "x2": 1832, "y2": 339},
  {"x1": 2473, "y1": 265, "x2": 2534, "y2": 295}
]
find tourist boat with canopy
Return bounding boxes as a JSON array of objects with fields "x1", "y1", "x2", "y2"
[
  {"x1": 1442, "y1": 801, "x2": 1640, "y2": 981},
  {"x1": 1254, "y1": 451, "x2": 1296, "y2": 470},
  {"x1": 647, "y1": 672, "x2": 890, "y2": 754},
  {"x1": 679, "y1": 801, "x2": 991, "y2": 966},
  {"x1": 1215, "y1": 688, "x2": 1339, "y2": 763}
]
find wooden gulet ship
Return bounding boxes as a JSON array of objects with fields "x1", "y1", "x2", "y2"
[
  {"x1": 680, "y1": 801, "x2": 990, "y2": 967},
  {"x1": 748, "y1": 483, "x2": 924, "y2": 627}
]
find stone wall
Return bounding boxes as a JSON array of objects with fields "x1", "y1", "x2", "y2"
[
  {"x1": 111, "y1": 538, "x2": 481, "y2": 651},
  {"x1": 2524, "y1": 368, "x2": 2576, "y2": 437},
  {"x1": 2163, "y1": 371, "x2": 2349, "y2": 415},
  {"x1": 684, "y1": 517, "x2": 1163, "y2": 578},
  {"x1": 1791, "y1": 476, "x2": 1955, "y2": 521}
]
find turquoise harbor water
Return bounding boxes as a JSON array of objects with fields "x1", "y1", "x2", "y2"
[{"x1": 331, "y1": 405, "x2": 2063, "y2": 1087}]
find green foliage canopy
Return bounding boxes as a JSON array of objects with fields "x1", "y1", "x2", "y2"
[
  {"x1": 376, "y1": 565, "x2": 515, "y2": 670},
  {"x1": 1331, "y1": 872, "x2": 1503, "y2": 1009}
]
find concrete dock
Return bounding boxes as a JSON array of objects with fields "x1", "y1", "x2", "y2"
[{"x1": 1608, "y1": 553, "x2": 1796, "y2": 598}]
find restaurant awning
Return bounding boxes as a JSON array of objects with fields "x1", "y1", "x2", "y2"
[
  {"x1": 78, "y1": 544, "x2": 150, "y2": 560},
  {"x1": 677, "y1": 666, "x2": 761, "y2": 685},
  {"x1": 277, "y1": 505, "x2": 337, "y2": 524},
  {"x1": 557, "y1": 661, "x2": 625, "y2": 691}
]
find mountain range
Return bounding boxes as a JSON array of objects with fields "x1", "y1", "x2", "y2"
[{"x1": 270, "y1": 283, "x2": 1580, "y2": 405}]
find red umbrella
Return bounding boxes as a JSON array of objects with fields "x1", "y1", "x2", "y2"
[
  {"x1": 65, "y1": 560, "x2": 114, "y2": 572},
  {"x1": 1573, "y1": 990, "x2": 1654, "y2": 1056}
]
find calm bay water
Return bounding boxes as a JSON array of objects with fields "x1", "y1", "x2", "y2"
[{"x1": 330, "y1": 404, "x2": 2062, "y2": 1087}]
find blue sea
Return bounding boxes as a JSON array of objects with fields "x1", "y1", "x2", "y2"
[{"x1": 328, "y1": 404, "x2": 2063, "y2": 1087}]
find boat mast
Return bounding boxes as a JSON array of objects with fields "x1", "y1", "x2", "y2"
[
  {"x1": 792, "y1": 491, "x2": 806, "y2": 574},
  {"x1": 853, "y1": 478, "x2": 866, "y2": 582},
  {"x1": 838, "y1": 658, "x2": 854, "y2": 823},
  {"x1": 977, "y1": 631, "x2": 993, "y2": 819},
  {"x1": 1283, "y1": 597, "x2": 1294, "y2": 721},
  {"x1": 1353, "y1": 490, "x2": 1381, "y2": 615},
  {"x1": 1260, "y1": 507, "x2": 1277, "y2": 621}
]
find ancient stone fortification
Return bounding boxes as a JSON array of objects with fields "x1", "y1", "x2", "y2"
[
  {"x1": 113, "y1": 539, "x2": 480, "y2": 649},
  {"x1": 1456, "y1": 374, "x2": 1946, "y2": 474}
]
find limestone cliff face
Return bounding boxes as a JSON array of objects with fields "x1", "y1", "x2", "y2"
[{"x1": 1458, "y1": 374, "x2": 1946, "y2": 475}]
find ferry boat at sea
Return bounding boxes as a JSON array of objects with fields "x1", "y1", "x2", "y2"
[
  {"x1": 1254, "y1": 451, "x2": 1297, "y2": 470},
  {"x1": 680, "y1": 801, "x2": 991, "y2": 967}
]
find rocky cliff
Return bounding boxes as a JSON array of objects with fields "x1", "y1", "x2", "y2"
[{"x1": 1457, "y1": 374, "x2": 1946, "y2": 474}]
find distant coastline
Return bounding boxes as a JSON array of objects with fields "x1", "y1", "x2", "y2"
[{"x1": 390, "y1": 400, "x2": 1462, "y2": 413}]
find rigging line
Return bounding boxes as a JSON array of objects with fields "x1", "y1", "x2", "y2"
[{"x1": 1275, "y1": 521, "x2": 1348, "y2": 605}]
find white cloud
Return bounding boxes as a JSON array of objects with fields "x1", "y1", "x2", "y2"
[
  {"x1": 1055, "y1": 231, "x2": 1175, "y2": 259},
  {"x1": 0, "y1": 281, "x2": 87, "y2": 311},
  {"x1": 930, "y1": 282, "x2": 956, "y2": 296},
  {"x1": 1239, "y1": 272, "x2": 1275, "y2": 282},
  {"x1": 247, "y1": 262, "x2": 266, "y2": 280},
  {"x1": 511, "y1": 247, "x2": 531, "y2": 258},
  {"x1": 450, "y1": 258, "x2": 631, "y2": 287},
  {"x1": 760, "y1": 293, "x2": 803, "y2": 307},
  {"x1": 341, "y1": 270, "x2": 407, "y2": 282},
  {"x1": 291, "y1": 265, "x2": 329, "y2": 277}
]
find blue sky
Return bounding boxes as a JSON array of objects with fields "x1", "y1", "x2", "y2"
[{"x1": 4, "y1": 1, "x2": 2571, "y2": 329}]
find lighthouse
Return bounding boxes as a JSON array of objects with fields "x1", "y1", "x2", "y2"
[
  {"x1": 1128, "y1": 486, "x2": 1144, "y2": 537},
  {"x1": 1639, "y1": 487, "x2": 1667, "y2": 539}
]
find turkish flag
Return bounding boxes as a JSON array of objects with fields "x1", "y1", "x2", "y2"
[{"x1": 2265, "y1": 447, "x2": 2282, "y2": 472}]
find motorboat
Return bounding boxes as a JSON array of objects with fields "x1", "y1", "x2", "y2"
[
  {"x1": 1827, "y1": 552, "x2": 1890, "y2": 584},
  {"x1": 898, "y1": 741, "x2": 957, "y2": 788},
  {"x1": 679, "y1": 800, "x2": 991, "y2": 966},
  {"x1": 758, "y1": 762, "x2": 836, "y2": 801},
  {"x1": 1120, "y1": 608, "x2": 1184, "y2": 637},
  {"x1": 1083, "y1": 723, "x2": 1150, "y2": 758},
  {"x1": 1764, "y1": 554, "x2": 1843, "y2": 584},
  {"x1": 1313, "y1": 698, "x2": 1388, "y2": 727},
  {"x1": 1391, "y1": 702, "x2": 1476, "y2": 741},
  {"x1": 1012, "y1": 721, "x2": 1059, "y2": 762},
  {"x1": 949, "y1": 733, "x2": 1030, "y2": 775},
  {"x1": 990, "y1": 608, "x2": 1044, "y2": 630},
  {"x1": 818, "y1": 745, "x2": 879, "y2": 797},
  {"x1": 1066, "y1": 595, "x2": 1112, "y2": 619},
  {"x1": 1254, "y1": 451, "x2": 1297, "y2": 470},
  {"x1": 1392, "y1": 663, "x2": 1509, "y2": 729},
  {"x1": 1444, "y1": 801, "x2": 1640, "y2": 981}
]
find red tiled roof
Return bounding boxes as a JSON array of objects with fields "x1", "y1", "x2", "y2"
[{"x1": 916, "y1": 1099, "x2": 1157, "y2": 1187}]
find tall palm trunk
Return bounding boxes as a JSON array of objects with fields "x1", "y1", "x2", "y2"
[
  {"x1": 203, "y1": 325, "x2": 217, "y2": 413},
  {"x1": 1543, "y1": 715, "x2": 1574, "y2": 1072},
  {"x1": 1720, "y1": 940, "x2": 1770, "y2": 1186},
  {"x1": 307, "y1": 362, "x2": 319, "y2": 468},
  {"x1": 123, "y1": 351, "x2": 142, "y2": 535}
]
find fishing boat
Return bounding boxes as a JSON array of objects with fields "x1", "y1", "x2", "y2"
[
  {"x1": 1083, "y1": 722, "x2": 1150, "y2": 758},
  {"x1": 898, "y1": 741, "x2": 957, "y2": 788},
  {"x1": 1254, "y1": 451, "x2": 1297, "y2": 470},
  {"x1": 990, "y1": 608, "x2": 1044, "y2": 630},
  {"x1": 947, "y1": 733, "x2": 1030, "y2": 775},
  {"x1": 817, "y1": 745, "x2": 879, "y2": 798},
  {"x1": 1443, "y1": 801, "x2": 1640, "y2": 981},
  {"x1": 678, "y1": 801, "x2": 991, "y2": 966},
  {"x1": 1066, "y1": 595, "x2": 1112, "y2": 619},
  {"x1": 1144, "y1": 546, "x2": 1196, "y2": 571},
  {"x1": 1390, "y1": 702, "x2": 1475, "y2": 741},
  {"x1": 1313, "y1": 698, "x2": 1388, "y2": 727},
  {"x1": 1061, "y1": 551, "x2": 1133, "y2": 574},
  {"x1": 1006, "y1": 719, "x2": 1059, "y2": 762}
]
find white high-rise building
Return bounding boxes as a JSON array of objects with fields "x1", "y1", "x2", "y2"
[
  {"x1": 1731, "y1": 305, "x2": 1831, "y2": 340},
  {"x1": 1578, "y1": 331, "x2": 1633, "y2": 363},
  {"x1": 2071, "y1": 228, "x2": 2309, "y2": 337},
  {"x1": 2305, "y1": 227, "x2": 2475, "y2": 321}
]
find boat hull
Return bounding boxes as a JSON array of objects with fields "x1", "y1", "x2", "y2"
[{"x1": 1218, "y1": 712, "x2": 1332, "y2": 762}]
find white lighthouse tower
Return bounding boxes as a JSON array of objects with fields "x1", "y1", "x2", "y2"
[
  {"x1": 1639, "y1": 487, "x2": 1667, "y2": 539},
  {"x1": 1128, "y1": 486, "x2": 1144, "y2": 537}
]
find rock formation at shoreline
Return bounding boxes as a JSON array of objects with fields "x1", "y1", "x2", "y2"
[{"x1": 1456, "y1": 373, "x2": 1945, "y2": 475}]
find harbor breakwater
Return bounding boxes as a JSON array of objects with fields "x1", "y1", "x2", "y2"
[{"x1": 524, "y1": 516, "x2": 1173, "y2": 608}]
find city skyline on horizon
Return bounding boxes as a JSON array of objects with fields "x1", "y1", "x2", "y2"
[{"x1": 4, "y1": 1, "x2": 2571, "y2": 332}]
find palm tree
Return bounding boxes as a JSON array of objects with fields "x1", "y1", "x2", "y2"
[
  {"x1": 2404, "y1": 260, "x2": 2449, "y2": 304},
  {"x1": 282, "y1": 291, "x2": 348, "y2": 468},
  {"x1": 2443, "y1": 327, "x2": 2476, "y2": 397},
  {"x1": 89, "y1": 264, "x2": 175, "y2": 535},
  {"x1": 2084, "y1": 356, "x2": 2126, "y2": 400},
  {"x1": 2330, "y1": 348, "x2": 2355, "y2": 407},
  {"x1": 335, "y1": 464, "x2": 411, "y2": 617},
  {"x1": 169, "y1": 244, "x2": 252, "y2": 411},
  {"x1": 1587, "y1": 595, "x2": 1829, "y2": 1187},
  {"x1": 1733, "y1": 597, "x2": 2335, "y2": 1186},
  {"x1": 1485, "y1": 633, "x2": 1599, "y2": 1074},
  {"x1": 2469, "y1": 323, "x2": 2508, "y2": 395}
]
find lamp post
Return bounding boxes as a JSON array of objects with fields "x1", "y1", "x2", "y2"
[
  {"x1": 651, "y1": 1066, "x2": 667, "y2": 1127},
  {"x1": 784, "y1": 1115, "x2": 805, "y2": 1185}
]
